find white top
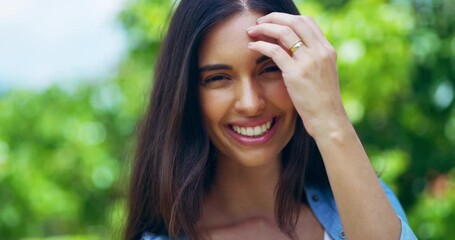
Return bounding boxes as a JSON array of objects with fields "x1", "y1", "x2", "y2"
[{"x1": 324, "y1": 230, "x2": 333, "y2": 240}]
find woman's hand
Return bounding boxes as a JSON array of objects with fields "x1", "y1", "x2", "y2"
[
  {"x1": 247, "y1": 13, "x2": 349, "y2": 139},
  {"x1": 249, "y1": 14, "x2": 404, "y2": 239}
]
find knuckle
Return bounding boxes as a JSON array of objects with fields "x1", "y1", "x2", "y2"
[
  {"x1": 304, "y1": 57, "x2": 317, "y2": 68},
  {"x1": 326, "y1": 47, "x2": 337, "y2": 59},
  {"x1": 319, "y1": 51, "x2": 330, "y2": 60},
  {"x1": 291, "y1": 17, "x2": 303, "y2": 27},
  {"x1": 304, "y1": 16, "x2": 315, "y2": 23},
  {"x1": 308, "y1": 58, "x2": 318, "y2": 68},
  {"x1": 281, "y1": 26, "x2": 293, "y2": 36},
  {"x1": 320, "y1": 49, "x2": 336, "y2": 62},
  {"x1": 269, "y1": 45, "x2": 282, "y2": 56},
  {"x1": 269, "y1": 12, "x2": 278, "y2": 19}
]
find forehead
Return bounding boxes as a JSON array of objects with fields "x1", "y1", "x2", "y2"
[
  {"x1": 205, "y1": 11, "x2": 261, "y2": 42},
  {"x1": 198, "y1": 11, "x2": 266, "y2": 65}
]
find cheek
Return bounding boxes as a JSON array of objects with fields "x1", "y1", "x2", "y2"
[
  {"x1": 199, "y1": 90, "x2": 229, "y2": 126},
  {"x1": 263, "y1": 80, "x2": 294, "y2": 108}
]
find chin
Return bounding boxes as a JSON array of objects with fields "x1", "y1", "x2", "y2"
[{"x1": 220, "y1": 149, "x2": 282, "y2": 169}]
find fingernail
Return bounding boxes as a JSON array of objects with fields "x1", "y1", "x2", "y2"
[
  {"x1": 248, "y1": 42, "x2": 253, "y2": 48},
  {"x1": 256, "y1": 17, "x2": 263, "y2": 23},
  {"x1": 247, "y1": 26, "x2": 254, "y2": 32}
]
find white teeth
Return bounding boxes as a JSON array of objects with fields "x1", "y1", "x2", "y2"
[
  {"x1": 254, "y1": 126, "x2": 261, "y2": 135},
  {"x1": 231, "y1": 119, "x2": 274, "y2": 137},
  {"x1": 240, "y1": 128, "x2": 247, "y2": 135},
  {"x1": 261, "y1": 124, "x2": 267, "y2": 132},
  {"x1": 247, "y1": 128, "x2": 254, "y2": 136}
]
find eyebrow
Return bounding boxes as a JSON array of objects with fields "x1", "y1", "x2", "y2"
[
  {"x1": 199, "y1": 55, "x2": 271, "y2": 73},
  {"x1": 256, "y1": 55, "x2": 271, "y2": 65},
  {"x1": 199, "y1": 64, "x2": 232, "y2": 73}
]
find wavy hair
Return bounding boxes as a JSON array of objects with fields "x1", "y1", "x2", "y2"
[{"x1": 124, "y1": 0, "x2": 327, "y2": 239}]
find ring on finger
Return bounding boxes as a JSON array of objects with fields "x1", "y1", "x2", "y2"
[{"x1": 289, "y1": 40, "x2": 304, "y2": 54}]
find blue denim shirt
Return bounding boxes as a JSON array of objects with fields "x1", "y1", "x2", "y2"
[
  {"x1": 142, "y1": 179, "x2": 417, "y2": 240},
  {"x1": 305, "y1": 179, "x2": 417, "y2": 239}
]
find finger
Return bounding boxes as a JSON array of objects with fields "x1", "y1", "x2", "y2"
[
  {"x1": 304, "y1": 17, "x2": 333, "y2": 50},
  {"x1": 248, "y1": 41, "x2": 293, "y2": 73},
  {"x1": 257, "y1": 13, "x2": 321, "y2": 48},
  {"x1": 247, "y1": 23, "x2": 308, "y2": 52}
]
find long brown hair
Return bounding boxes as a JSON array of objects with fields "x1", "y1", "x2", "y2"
[{"x1": 124, "y1": 0, "x2": 327, "y2": 239}]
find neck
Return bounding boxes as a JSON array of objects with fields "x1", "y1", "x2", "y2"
[{"x1": 204, "y1": 154, "x2": 282, "y2": 223}]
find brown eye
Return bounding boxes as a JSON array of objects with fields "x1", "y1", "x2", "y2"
[
  {"x1": 261, "y1": 65, "x2": 280, "y2": 74},
  {"x1": 200, "y1": 74, "x2": 231, "y2": 88},
  {"x1": 204, "y1": 75, "x2": 229, "y2": 82}
]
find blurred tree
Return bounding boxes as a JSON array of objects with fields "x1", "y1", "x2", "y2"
[
  {"x1": 0, "y1": 0, "x2": 172, "y2": 238},
  {"x1": 0, "y1": 0, "x2": 453, "y2": 239}
]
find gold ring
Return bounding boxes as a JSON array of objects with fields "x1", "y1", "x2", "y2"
[{"x1": 289, "y1": 40, "x2": 304, "y2": 54}]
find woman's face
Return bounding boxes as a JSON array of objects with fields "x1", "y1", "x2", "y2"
[{"x1": 198, "y1": 11, "x2": 297, "y2": 168}]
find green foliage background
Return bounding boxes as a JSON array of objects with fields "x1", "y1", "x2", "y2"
[{"x1": 1, "y1": 0, "x2": 454, "y2": 239}]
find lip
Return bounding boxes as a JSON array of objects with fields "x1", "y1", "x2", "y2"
[
  {"x1": 228, "y1": 116, "x2": 275, "y2": 127},
  {"x1": 225, "y1": 116, "x2": 280, "y2": 145}
]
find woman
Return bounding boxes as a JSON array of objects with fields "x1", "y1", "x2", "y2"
[{"x1": 125, "y1": 0, "x2": 417, "y2": 239}]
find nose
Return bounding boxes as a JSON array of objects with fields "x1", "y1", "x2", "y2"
[{"x1": 234, "y1": 77, "x2": 266, "y2": 116}]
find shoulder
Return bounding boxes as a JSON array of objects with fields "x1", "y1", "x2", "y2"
[
  {"x1": 306, "y1": 178, "x2": 409, "y2": 221},
  {"x1": 378, "y1": 180, "x2": 408, "y2": 221},
  {"x1": 306, "y1": 178, "x2": 417, "y2": 240},
  {"x1": 377, "y1": 180, "x2": 418, "y2": 239}
]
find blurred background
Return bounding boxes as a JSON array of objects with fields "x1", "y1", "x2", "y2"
[{"x1": 0, "y1": 0, "x2": 454, "y2": 239}]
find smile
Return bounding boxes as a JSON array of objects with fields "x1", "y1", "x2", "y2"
[{"x1": 230, "y1": 119, "x2": 274, "y2": 137}]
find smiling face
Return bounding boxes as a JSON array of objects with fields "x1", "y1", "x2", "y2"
[{"x1": 198, "y1": 11, "x2": 297, "y2": 168}]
